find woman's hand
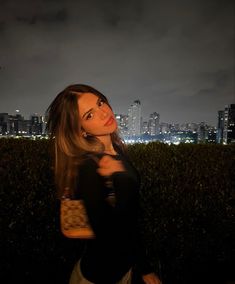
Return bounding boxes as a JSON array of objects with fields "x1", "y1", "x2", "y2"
[
  {"x1": 142, "y1": 273, "x2": 162, "y2": 284},
  {"x1": 96, "y1": 155, "x2": 125, "y2": 177}
]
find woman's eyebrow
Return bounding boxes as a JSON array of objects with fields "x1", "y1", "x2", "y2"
[{"x1": 82, "y1": 98, "x2": 101, "y2": 118}]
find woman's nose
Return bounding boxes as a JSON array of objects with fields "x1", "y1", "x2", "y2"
[{"x1": 98, "y1": 109, "x2": 108, "y2": 119}]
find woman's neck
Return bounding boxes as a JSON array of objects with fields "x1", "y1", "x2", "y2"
[{"x1": 97, "y1": 135, "x2": 117, "y2": 155}]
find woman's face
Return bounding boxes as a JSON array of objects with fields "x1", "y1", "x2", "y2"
[{"x1": 78, "y1": 92, "x2": 117, "y2": 138}]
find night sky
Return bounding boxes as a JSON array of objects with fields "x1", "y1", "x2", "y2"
[{"x1": 0, "y1": 0, "x2": 234, "y2": 125}]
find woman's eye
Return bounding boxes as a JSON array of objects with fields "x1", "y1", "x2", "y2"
[
  {"x1": 98, "y1": 99, "x2": 104, "y2": 107},
  {"x1": 86, "y1": 113, "x2": 93, "y2": 120}
]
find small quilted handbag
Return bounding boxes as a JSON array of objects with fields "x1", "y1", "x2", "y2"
[{"x1": 60, "y1": 188, "x2": 95, "y2": 239}]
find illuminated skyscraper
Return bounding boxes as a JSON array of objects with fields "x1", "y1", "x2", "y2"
[
  {"x1": 142, "y1": 121, "x2": 149, "y2": 135},
  {"x1": 127, "y1": 100, "x2": 141, "y2": 136},
  {"x1": 216, "y1": 110, "x2": 224, "y2": 144},
  {"x1": 115, "y1": 114, "x2": 128, "y2": 138},
  {"x1": 8, "y1": 112, "x2": 26, "y2": 135},
  {"x1": 197, "y1": 122, "x2": 209, "y2": 143},
  {"x1": 216, "y1": 104, "x2": 235, "y2": 144},
  {"x1": 148, "y1": 112, "x2": 160, "y2": 136},
  {"x1": 29, "y1": 114, "x2": 43, "y2": 135},
  {"x1": 223, "y1": 104, "x2": 235, "y2": 144}
]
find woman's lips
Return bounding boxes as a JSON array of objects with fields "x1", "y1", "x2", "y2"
[{"x1": 104, "y1": 116, "x2": 114, "y2": 126}]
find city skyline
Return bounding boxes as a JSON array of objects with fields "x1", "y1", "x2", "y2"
[
  {"x1": 0, "y1": 100, "x2": 233, "y2": 127},
  {"x1": 0, "y1": 0, "x2": 234, "y2": 125},
  {"x1": 1, "y1": 104, "x2": 234, "y2": 144}
]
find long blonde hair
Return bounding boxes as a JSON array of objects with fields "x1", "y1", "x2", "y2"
[{"x1": 46, "y1": 84, "x2": 126, "y2": 198}]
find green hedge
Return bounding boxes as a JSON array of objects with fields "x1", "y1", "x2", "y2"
[
  {"x1": 127, "y1": 142, "x2": 235, "y2": 283},
  {"x1": 0, "y1": 139, "x2": 234, "y2": 284}
]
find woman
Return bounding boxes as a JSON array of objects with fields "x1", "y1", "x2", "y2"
[{"x1": 46, "y1": 84, "x2": 162, "y2": 284}]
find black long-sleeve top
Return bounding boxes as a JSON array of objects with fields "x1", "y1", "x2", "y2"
[{"x1": 75, "y1": 149, "x2": 153, "y2": 284}]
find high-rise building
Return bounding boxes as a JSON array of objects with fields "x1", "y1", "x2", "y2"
[
  {"x1": 207, "y1": 127, "x2": 217, "y2": 144},
  {"x1": 160, "y1": 122, "x2": 169, "y2": 133},
  {"x1": 223, "y1": 104, "x2": 235, "y2": 144},
  {"x1": 197, "y1": 122, "x2": 208, "y2": 143},
  {"x1": 29, "y1": 114, "x2": 43, "y2": 135},
  {"x1": 127, "y1": 100, "x2": 141, "y2": 136},
  {"x1": 115, "y1": 114, "x2": 128, "y2": 138},
  {"x1": 216, "y1": 110, "x2": 224, "y2": 144},
  {"x1": 169, "y1": 123, "x2": 180, "y2": 132},
  {"x1": 216, "y1": 104, "x2": 235, "y2": 144},
  {"x1": 8, "y1": 112, "x2": 26, "y2": 135},
  {"x1": 180, "y1": 123, "x2": 201, "y2": 133},
  {"x1": 0, "y1": 113, "x2": 9, "y2": 135},
  {"x1": 148, "y1": 112, "x2": 160, "y2": 136},
  {"x1": 141, "y1": 121, "x2": 149, "y2": 135}
]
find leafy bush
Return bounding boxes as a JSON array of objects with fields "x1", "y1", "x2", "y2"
[
  {"x1": 0, "y1": 139, "x2": 234, "y2": 283},
  {"x1": 128, "y1": 142, "x2": 235, "y2": 283}
]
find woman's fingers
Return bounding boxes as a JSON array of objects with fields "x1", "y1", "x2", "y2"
[
  {"x1": 142, "y1": 273, "x2": 162, "y2": 284},
  {"x1": 99, "y1": 155, "x2": 112, "y2": 168},
  {"x1": 97, "y1": 155, "x2": 125, "y2": 176}
]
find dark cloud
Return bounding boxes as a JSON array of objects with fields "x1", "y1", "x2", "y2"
[
  {"x1": 16, "y1": 8, "x2": 67, "y2": 25},
  {"x1": 0, "y1": 0, "x2": 67, "y2": 25},
  {"x1": 0, "y1": 0, "x2": 234, "y2": 125}
]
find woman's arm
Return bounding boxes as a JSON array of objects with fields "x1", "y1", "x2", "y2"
[{"x1": 78, "y1": 156, "x2": 138, "y2": 239}]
